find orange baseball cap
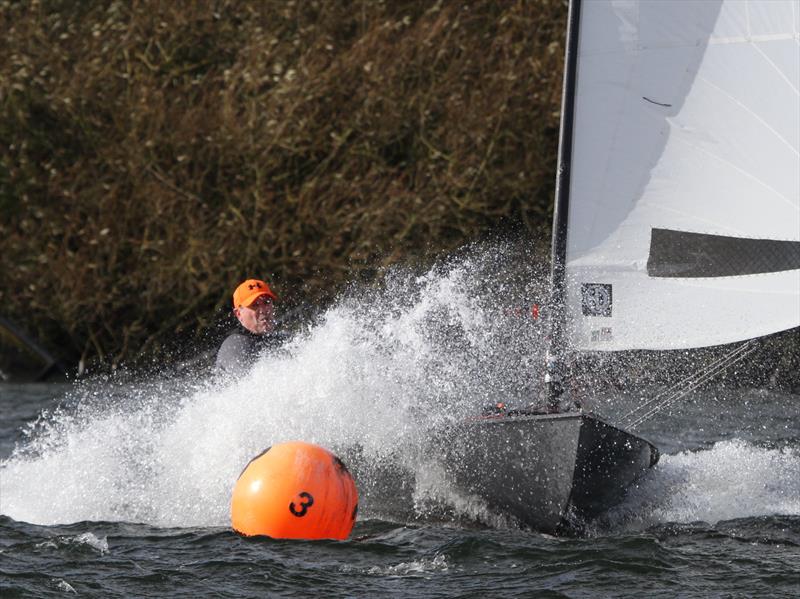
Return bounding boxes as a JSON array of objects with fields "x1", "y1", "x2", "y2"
[{"x1": 232, "y1": 279, "x2": 278, "y2": 308}]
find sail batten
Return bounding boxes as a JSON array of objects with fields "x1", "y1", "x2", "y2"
[{"x1": 560, "y1": 0, "x2": 800, "y2": 352}]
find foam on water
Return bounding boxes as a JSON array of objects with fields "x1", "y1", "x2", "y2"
[
  {"x1": 1, "y1": 242, "x2": 797, "y2": 531},
  {"x1": 366, "y1": 554, "x2": 450, "y2": 576},
  {"x1": 54, "y1": 580, "x2": 77, "y2": 594},
  {"x1": 609, "y1": 439, "x2": 800, "y2": 530},
  {"x1": 35, "y1": 532, "x2": 109, "y2": 555}
]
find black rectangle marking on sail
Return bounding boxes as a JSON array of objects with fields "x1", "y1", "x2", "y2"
[{"x1": 647, "y1": 228, "x2": 800, "y2": 277}]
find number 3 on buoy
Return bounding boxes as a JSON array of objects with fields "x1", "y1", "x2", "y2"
[
  {"x1": 289, "y1": 492, "x2": 314, "y2": 517},
  {"x1": 230, "y1": 441, "x2": 358, "y2": 540}
]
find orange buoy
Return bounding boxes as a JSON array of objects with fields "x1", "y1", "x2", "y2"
[{"x1": 230, "y1": 441, "x2": 358, "y2": 540}]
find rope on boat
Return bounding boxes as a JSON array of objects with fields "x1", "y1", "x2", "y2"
[{"x1": 621, "y1": 339, "x2": 760, "y2": 430}]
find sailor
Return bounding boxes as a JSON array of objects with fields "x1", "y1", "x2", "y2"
[{"x1": 215, "y1": 278, "x2": 283, "y2": 374}]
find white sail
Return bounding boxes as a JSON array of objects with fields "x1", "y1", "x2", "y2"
[{"x1": 564, "y1": 0, "x2": 800, "y2": 351}]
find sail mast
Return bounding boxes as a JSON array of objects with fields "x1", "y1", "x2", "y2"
[{"x1": 546, "y1": 0, "x2": 582, "y2": 410}]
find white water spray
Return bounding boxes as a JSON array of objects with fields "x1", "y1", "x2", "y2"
[
  {"x1": 608, "y1": 439, "x2": 800, "y2": 530},
  {"x1": 1, "y1": 243, "x2": 547, "y2": 527}
]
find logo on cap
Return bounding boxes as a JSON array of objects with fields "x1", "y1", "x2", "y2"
[{"x1": 233, "y1": 279, "x2": 277, "y2": 308}]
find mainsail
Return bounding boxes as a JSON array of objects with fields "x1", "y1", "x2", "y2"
[{"x1": 558, "y1": 0, "x2": 800, "y2": 352}]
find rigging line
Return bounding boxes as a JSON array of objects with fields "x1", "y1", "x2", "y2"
[
  {"x1": 627, "y1": 348, "x2": 753, "y2": 428},
  {"x1": 619, "y1": 341, "x2": 753, "y2": 421},
  {"x1": 622, "y1": 342, "x2": 756, "y2": 428},
  {"x1": 619, "y1": 340, "x2": 756, "y2": 426},
  {"x1": 626, "y1": 342, "x2": 759, "y2": 429},
  {"x1": 627, "y1": 347, "x2": 756, "y2": 430},
  {"x1": 627, "y1": 371, "x2": 733, "y2": 430}
]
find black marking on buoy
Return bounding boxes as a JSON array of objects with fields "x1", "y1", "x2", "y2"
[
  {"x1": 289, "y1": 492, "x2": 314, "y2": 517},
  {"x1": 333, "y1": 455, "x2": 351, "y2": 476},
  {"x1": 351, "y1": 503, "x2": 358, "y2": 521},
  {"x1": 236, "y1": 446, "x2": 272, "y2": 480}
]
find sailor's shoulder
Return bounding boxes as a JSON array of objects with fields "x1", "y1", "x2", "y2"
[
  {"x1": 219, "y1": 331, "x2": 257, "y2": 350},
  {"x1": 215, "y1": 331, "x2": 259, "y2": 373}
]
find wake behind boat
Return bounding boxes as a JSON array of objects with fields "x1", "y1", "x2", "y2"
[{"x1": 441, "y1": 0, "x2": 799, "y2": 534}]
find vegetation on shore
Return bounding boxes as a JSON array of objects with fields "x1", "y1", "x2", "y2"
[{"x1": 1, "y1": 0, "x2": 566, "y2": 370}]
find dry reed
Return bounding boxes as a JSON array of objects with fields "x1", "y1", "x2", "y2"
[{"x1": 1, "y1": 0, "x2": 566, "y2": 368}]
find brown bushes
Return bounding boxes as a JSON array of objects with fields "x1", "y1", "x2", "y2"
[{"x1": 1, "y1": 0, "x2": 566, "y2": 368}]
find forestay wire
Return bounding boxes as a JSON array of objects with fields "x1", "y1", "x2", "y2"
[{"x1": 621, "y1": 339, "x2": 760, "y2": 430}]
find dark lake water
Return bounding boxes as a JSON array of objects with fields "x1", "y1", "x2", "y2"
[
  {"x1": 1, "y1": 260, "x2": 799, "y2": 597},
  {"x1": 2, "y1": 380, "x2": 798, "y2": 598}
]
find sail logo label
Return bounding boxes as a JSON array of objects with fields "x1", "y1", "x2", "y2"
[
  {"x1": 590, "y1": 327, "x2": 613, "y2": 342},
  {"x1": 581, "y1": 283, "x2": 612, "y2": 317}
]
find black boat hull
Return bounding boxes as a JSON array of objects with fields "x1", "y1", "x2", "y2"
[{"x1": 440, "y1": 412, "x2": 659, "y2": 534}]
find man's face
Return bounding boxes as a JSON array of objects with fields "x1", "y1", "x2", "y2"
[{"x1": 235, "y1": 295, "x2": 276, "y2": 334}]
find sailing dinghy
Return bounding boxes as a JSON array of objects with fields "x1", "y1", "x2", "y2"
[{"x1": 443, "y1": 0, "x2": 800, "y2": 534}]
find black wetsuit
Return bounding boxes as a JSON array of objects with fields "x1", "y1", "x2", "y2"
[{"x1": 214, "y1": 329, "x2": 285, "y2": 374}]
